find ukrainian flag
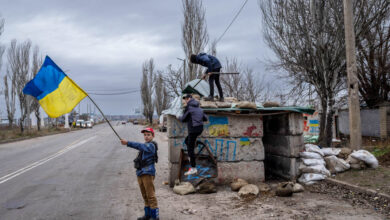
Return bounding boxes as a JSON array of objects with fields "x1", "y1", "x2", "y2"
[{"x1": 23, "y1": 56, "x2": 87, "y2": 118}]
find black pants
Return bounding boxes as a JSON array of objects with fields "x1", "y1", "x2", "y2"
[
  {"x1": 209, "y1": 68, "x2": 223, "y2": 98},
  {"x1": 185, "y1": 130, "x2": 203, "y2": 168}
]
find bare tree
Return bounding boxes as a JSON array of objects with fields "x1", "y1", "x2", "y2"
[
  {"x1": 221, "y1": 58, "x2": 244, "y2": 100},
  {"x1": 259, "y1": 0, "x2": 388, "y2": 147},
  {"x1": 3, "y1": 73, "x2": 16, "y2": 128},
  {"x1": 181, "y1": 0, "x2": 209, "y2": 80},
  {"x1": 141, "y1": 58, "x2": 155, "y2": 124},
  {"x1": 163, "y1": 64, "x2": 185, "y2": 98},
  {"x1": 154, "y1": 71, "x2": 170, "y2": 118},
  {"x1": 356, "y1": 3, "x2": 390, "y2": 107},
  {"x1": 8, "y1": 39, "x2": 32, "y2": 133},
  {"x1": 30, "y1": 46, "x2": 43, "y2": 130}
]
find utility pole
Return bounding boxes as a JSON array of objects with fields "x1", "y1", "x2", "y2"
[{"x1": 343, "y1": 0, "x2": 361, "y2": 149}]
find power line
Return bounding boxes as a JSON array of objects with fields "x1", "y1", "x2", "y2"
[
  {"x1": 87, "y1": 90, "x2": 140, "y2": 96},
  {"x1": 216, "y1": 0, "x2": 249, "y2": 44}
]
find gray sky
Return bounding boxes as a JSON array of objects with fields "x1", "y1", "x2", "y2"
[{"x1": 0, "y1": 0, "x2": 275, "y2": 116}]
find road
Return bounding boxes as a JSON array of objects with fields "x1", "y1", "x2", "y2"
[
  {"x1": 0, "y1": 123, "x2": 386, "y2": 220},
  {"x1": 0, "y1": 123, "x2": 149, "y2": 219}
]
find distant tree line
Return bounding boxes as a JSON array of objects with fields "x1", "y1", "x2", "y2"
[{"x1": 0, "y1": 16, "x2": 44, "y2": 132}]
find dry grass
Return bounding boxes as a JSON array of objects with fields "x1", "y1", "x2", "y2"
[{"x1": 0, "y1": 127, "x2": 71, "y2": 144}]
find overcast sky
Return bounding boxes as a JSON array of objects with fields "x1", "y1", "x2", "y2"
[{"x1": 0, "y1": 0, "x2": 276, "y2": 117}]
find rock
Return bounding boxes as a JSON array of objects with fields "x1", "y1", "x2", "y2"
[
  {"x1": 231, "y1": 178, "x2": 248, "y2": 191},
  {"x1": 196, "y1": 181, "x2": 217, "y2": 194},
  {"x1": 275, "y1": 182, "x2": 294, "y2": 197},
  {"x1": 173, "y1": 182, "x2": 195, "y2": 195},
  {"x1": 263, "y1": 101, "x2": 280, "y2": 107},
  {"x1": 258, "y1": 183, "x2": 271, "y2": 192},
  {"x1": 338, "y1": 148, "x2": 352, "y2": 160},
  {"x1": 324, "y1": 155, "x2": 350, "y2": 174},
  {"x1": 238, "y1": 184, "x2": 259, "y2": 197},
  {"x1": 292, "y1": 183, "x2": 304, "y2": 193}
]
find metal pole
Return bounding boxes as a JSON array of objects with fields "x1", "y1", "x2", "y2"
[
  {"x1": 87, "y1": 95, "x2": 122, "y2": 140},
  {"x1": 343, "y1": 0, "x2": 361, "y2": 149}
]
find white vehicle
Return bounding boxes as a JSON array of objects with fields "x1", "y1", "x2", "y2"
[
  {"x1": 85, "y1": 120, "x2": 93, "y2": 128},
  {"x1": 76, "y1": 120, "x2": 84, "y2": 127}
]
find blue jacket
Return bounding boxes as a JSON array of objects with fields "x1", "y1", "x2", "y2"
[
  {"x1": 194, "y1": 53, "x2": 222, "y2": 73},
  {"x1": 179, "y1": 99, "x2": 208, "y2": 133},
  {"x1": 126, "y1": 141, "x2": 156, "y2": 176}
]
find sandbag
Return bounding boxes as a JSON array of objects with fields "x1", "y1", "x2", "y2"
[
  {"x1": 346, "y1": 154, "x2": 367, "y2": 170},
  {"x1": 305, "y1": 144, "x2": 324, "y2": 157},
  {"x1": 191, "y1": 94, "x2": 201, "y2": 101},
  {"x1": 324, "y1": 155, "x2": 350, "y2": 173},
  {"x1": 224, "y1": 97, "x2": 238, "y2": 103},
  {"x1": 236, "y1": 101, "x2": 257, "y2": 109},
  {"x1": 301, "y1": 158, "x2": 326, "y2": 166},
  {"x1": 275, "y1": 182, "x2": 294, "y2": 197},
  {"x1": 298, "y1": 173, "x2": 326, "y2": 185},
  {"x1": 231, "y1": 178, "x2": 248, "y2": 191},
  {"x1": 173, "y1": 182, "x2": 195, "y2": 195},
  {"x1": 216, "y1": 101, "x2": 232, "y2": 108},
  {"x1": 196, "y1": 181, "x2": 217, "y2": 194},
  {"x1": 262, "y1": 101, "x2": 280, "y2": 107},
  {"x1": 238, "y1": 184, "x2": 259, "y2": 197},
  {"x1": 350, "y1": 150, "x2": 379, "y2": 169},
  {"x1": 300, "y1": 151, "x2": 323, "y2": 159},
  {"x1": 292, "y1": 183, "x2": 305, "y2": 193},
  {"x1": 200, "y1": 100, "x2": 217, "y2": 108},
  {"x1": 338, "y1": 147, "x2": 352, "y2": 159},
  {"x1": 321, "y1": 148, "x2": 341, "y2": 156},
  {"x1": 299, "y1": 164, "x2": 331, "y2": 177}
]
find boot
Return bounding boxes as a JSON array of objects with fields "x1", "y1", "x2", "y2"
[
  {"x1": 204, "y1": 96, "x2": 214, "y2": 101},
  {"x1": 151, "y1": 208, "x2": 159, "y2": 220},
  {"x1": 219, "y1": 97, "x2": 224, "y2": 102},
  {"x1": 137, "y1": 207, "x2": 151, "y2": 220}
]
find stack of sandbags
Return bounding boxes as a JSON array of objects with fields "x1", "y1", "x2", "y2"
[
  {"x1": 298, "y1": 144, "x2": 330, "y2": 185},
  {"x1": 349, "y1": 150, "x2": 379, "y2": 169},
  {"x1": 200, "y1": 100, "x2": 217, "y2": 108}
]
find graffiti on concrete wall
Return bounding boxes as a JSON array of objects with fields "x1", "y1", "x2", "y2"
[
  {"x1": 303, "y1": 111, "x2": 319, "y2": 135},
  {"x1": 243, "y1": 125, "x2": 261, "y2": 137},
  {"x1": 173, "y1": 137, "x2": 238, "y2": 161},
  {"x1": 207, "y1": 116, "x2": 229, "y2": 137}
]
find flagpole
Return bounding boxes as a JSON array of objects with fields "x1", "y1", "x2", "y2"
[{"x1": 86, "y1": 95, "x2": 122, "y2": 140}]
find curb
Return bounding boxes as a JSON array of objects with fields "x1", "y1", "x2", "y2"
[{"x1": 325, "y1": 178, "x2": 390, "y2": 201}]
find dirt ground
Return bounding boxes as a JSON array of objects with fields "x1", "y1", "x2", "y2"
[{"x1": 152, "y1": 132, "x2": 388, "y2": 220}]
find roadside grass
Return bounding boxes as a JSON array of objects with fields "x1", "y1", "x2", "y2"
[{"x1": 0, "y1": 127, "x2": 73, "y2": 144}]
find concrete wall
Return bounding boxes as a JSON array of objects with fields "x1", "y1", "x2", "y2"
[
  {"x1": 263, "y1": 113, "x2": 303, "y2": 180},
  {"x1": 338, "y1": 108, "x2": 381, "y2": 137},
  {"x1": 167, "y1": 114, "x2": 265, "y2": 185}
]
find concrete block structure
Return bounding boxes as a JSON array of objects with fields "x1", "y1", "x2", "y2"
[
  {"x1": 263, "y1": 113, "x2": 303, "y2": 180},
  {"x1": 167, "y1": 108, "x2": 310, "y2": 186}
]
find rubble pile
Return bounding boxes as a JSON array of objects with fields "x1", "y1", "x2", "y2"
[{"x1": 298, "y1": 144, "x2": 379, "y2": 185}]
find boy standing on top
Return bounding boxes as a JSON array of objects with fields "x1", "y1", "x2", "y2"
[
  {"x1": 120, "y1": 127, "x2": 159, "y2": 220},
  {"x1": 190, "y1": 53, "x2": 224, "y2": 102}
]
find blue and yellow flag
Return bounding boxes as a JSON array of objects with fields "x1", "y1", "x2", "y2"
[{"x1": 23, "y1": 56, "x2": 87, "y2": 118}]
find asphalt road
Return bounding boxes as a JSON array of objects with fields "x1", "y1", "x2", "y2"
[{"x1": 0, "y1": 122, "x2": 147, "y2": 220}]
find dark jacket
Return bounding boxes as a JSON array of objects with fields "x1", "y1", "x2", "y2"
[
  {"x1": 179, "y1": 99, "x2": 208, "y2": 133},
  {"x1": 126, "y1": 141, "x2": 156, "y2": 176},
  {"x1": 193, "y1": 53, "x2": 222, "y2": 73}
]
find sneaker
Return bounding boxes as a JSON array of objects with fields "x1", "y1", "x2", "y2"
[
  {"x1": 184, "y1": 167, "x2": 198, "y2": 176},
  {"x1": 204, "y1": 96, "x2": 214, "y2": 101},
  {"x1": 219, "y1": 97, "x2": 224, "y2": 102}
]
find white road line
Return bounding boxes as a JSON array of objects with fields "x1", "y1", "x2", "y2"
[{"x1": 0, "y1": 136, "x2": 96, "y2": 185}]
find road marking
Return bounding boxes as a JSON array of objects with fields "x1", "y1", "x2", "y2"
[{"x1": 0, "y1": 136, "x2": 96, "y2": 185}]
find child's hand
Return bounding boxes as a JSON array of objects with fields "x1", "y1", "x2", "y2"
[{"x1": 120, "y1": 139, "x2": 128, "y2": 145}]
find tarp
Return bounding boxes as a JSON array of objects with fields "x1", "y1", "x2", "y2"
[{"x1": 182, "y1": 79, "x2": 210, "y2": 97}]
